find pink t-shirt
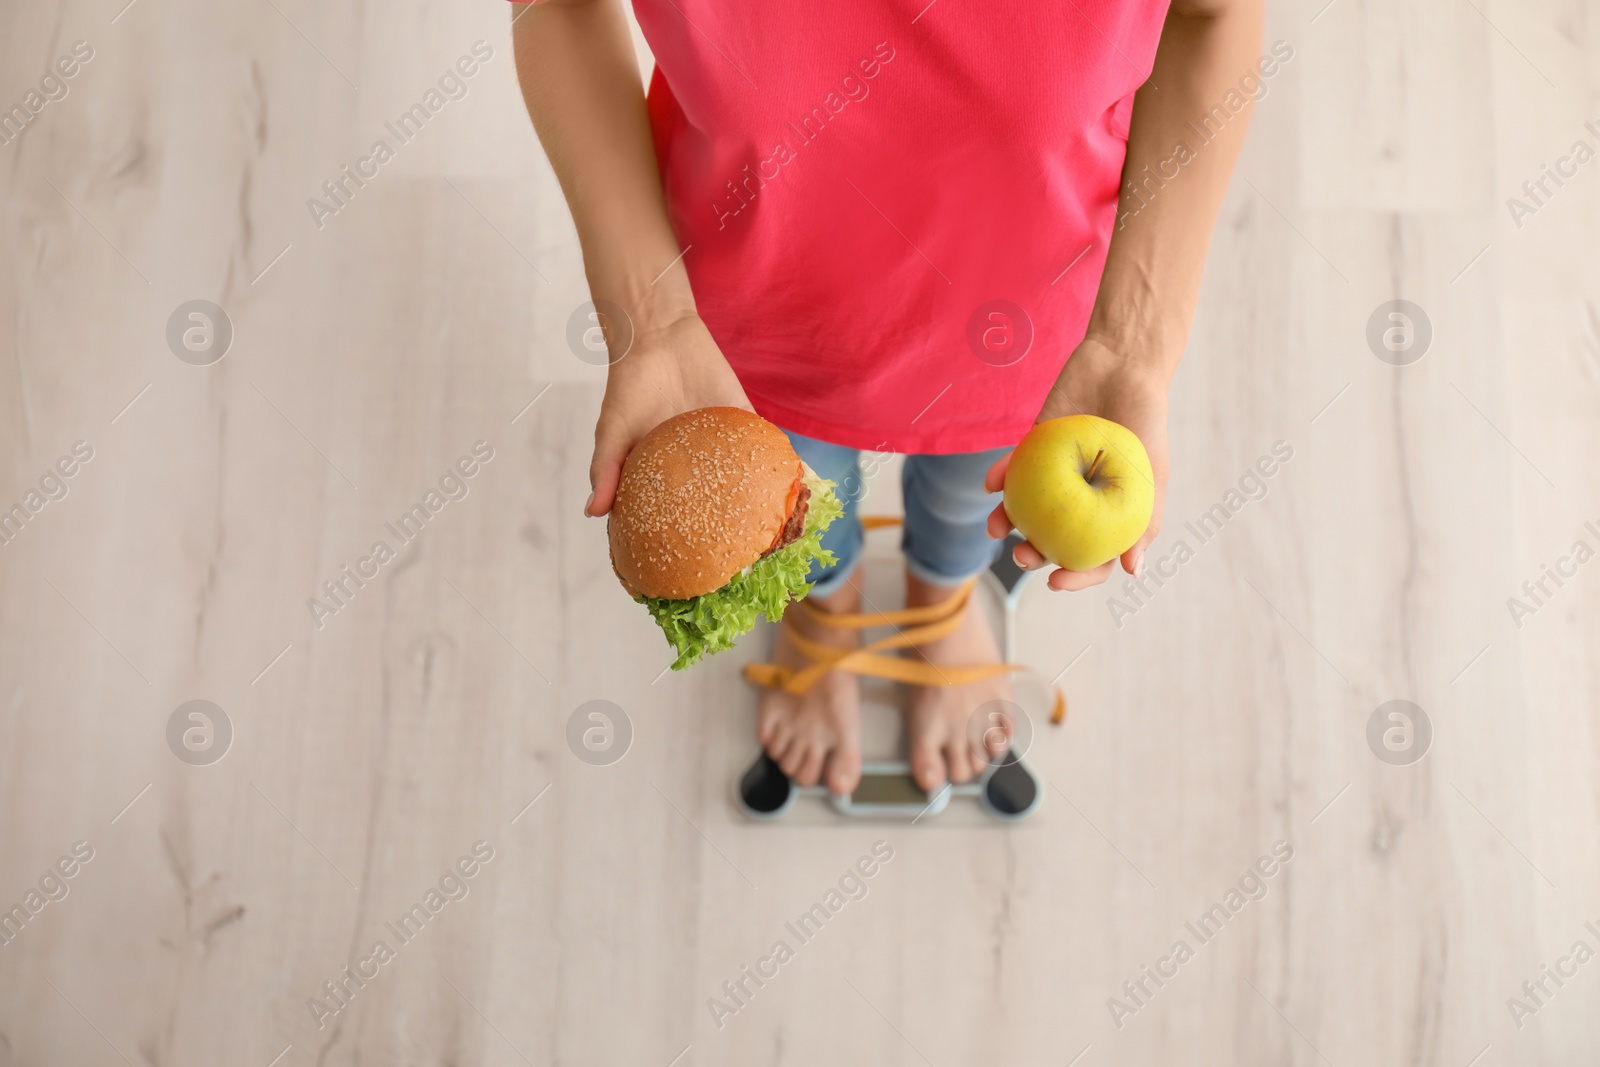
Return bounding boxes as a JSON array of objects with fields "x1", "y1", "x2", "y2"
[{"x1": 525, "y1": 1, "x2": 1169, "y2": 453}]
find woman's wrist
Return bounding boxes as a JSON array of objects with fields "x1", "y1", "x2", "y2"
[
  {"x1": 1080, "y1": 326, "x2": 1182, "y2": 386},
  {"x1": 614, "y1": 298, "x2": 700, "y2": 351},
  {"x1": 586, "y1": 264, "x2": 696, "y2": 331},
  {"x1": 1039, "y1": 334, "x2": 1170, "y2": 422}
]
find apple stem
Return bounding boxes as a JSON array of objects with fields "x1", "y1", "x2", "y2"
[{"x1": 1085, "y1": 448, "x2": 1107, "y2": 483}]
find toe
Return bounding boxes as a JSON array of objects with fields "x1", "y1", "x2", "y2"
[
  {"x1": 793, "y1": 744, "x2": 825, "y2": 787},
  {"x1": 979, "y1": 713, "x2": 1013, "y2": 762},
  {"x1": 757, "y1": 692, "x2": 801, "y2": 748},
  {"x1": 911, "y1": 735, "x2": 946, "y2": 791},
  {"x1": 827, "y1": 740, "x2": 862, "y2": 796},
  {"x1": 763, "y1": 719, "x2": 792, "y2": 763},
  {"x1": 778, "y1": 736, "x2": 809, "y2": 779},
  {"x1": 970, "y1": 737, "x2": 999, "y2": 775},
  {"x1": 946, "y1": 740, "x2": 974, "y2": 784}
]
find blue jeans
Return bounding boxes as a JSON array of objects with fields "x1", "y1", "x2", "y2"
[{"x1": 784, "y1": 430, "x2": 1010, "y2": 597}]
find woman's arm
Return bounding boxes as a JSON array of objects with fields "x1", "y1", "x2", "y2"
[
  {"x1": 513, "y1": 0, "x2": 749, "y2": 517},
  {"x1": 988, "y1": 0, "x2": 1266, "y2": 590}
]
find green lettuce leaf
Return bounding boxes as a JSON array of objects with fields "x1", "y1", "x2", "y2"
[{"x1": 639, "y1": 470, "x2": 843, "y2": 670}]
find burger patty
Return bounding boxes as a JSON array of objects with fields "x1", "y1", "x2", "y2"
[{"x1": 765, "y1": 481, "x2": 810, "y2": 555}]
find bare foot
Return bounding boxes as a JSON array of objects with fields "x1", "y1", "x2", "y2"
[
  {"x1": 756, "y1": 577, "x2": 863, "y2": 794},
  {"x1": 904, "y1": 572, "x2": 1014, "y2": 791}
]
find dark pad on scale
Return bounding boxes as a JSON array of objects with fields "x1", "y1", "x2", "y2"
[
  {"x1": 739, "y1": 753, "x2": 793, "y2": 814},
  {"x1": 984, "y1": 751, "x2": 1038, "y2": 817}
]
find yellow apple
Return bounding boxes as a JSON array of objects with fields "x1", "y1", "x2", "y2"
[{"x1": 1003, "y1": 415, "x2": 1154, "y2": 571}]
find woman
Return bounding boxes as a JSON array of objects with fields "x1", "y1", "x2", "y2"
[{"x1": 512, "y1": 0, "x2": 1263, "y2": 795}]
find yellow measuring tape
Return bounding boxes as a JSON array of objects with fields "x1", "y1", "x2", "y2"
[{"x1": 743, "y1": 517, "x2": 1067, "y2": 723}]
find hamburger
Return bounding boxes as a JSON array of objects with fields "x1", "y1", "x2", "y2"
[{"x1": 608, "y1": 407, "x2": 842, "y2": 669}]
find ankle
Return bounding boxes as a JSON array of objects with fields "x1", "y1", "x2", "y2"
[
  {"x1": 785, "y1": 578, "x2": 861, "y2": 646},
  {"x1": 804, "y1": 575, "x2": 862, "y2": 615},
  {"x1": 904, "y1": 568, "x2": 967, "y2": 609}
]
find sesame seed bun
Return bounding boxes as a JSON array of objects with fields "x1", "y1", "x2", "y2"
[{"x1": 608, "y1": 407, "x2": 805, "y2": 600}]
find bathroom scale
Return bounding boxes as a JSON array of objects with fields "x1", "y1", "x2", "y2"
[{"x1": 736, "y1": 532, "x2": 1047, "y2": 822}]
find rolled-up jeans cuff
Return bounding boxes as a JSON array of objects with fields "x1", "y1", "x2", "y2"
[
  {"x1": 904, "y1": 549, "x2": 998, "y2": 590},
  {"x1": 803, "y1": 552, "x2": 861, "y2": 599}
]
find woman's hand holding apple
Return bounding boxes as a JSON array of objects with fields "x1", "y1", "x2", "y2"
[{"x1": 985, "y1": 336, "x2": 1170, "y2": 592}]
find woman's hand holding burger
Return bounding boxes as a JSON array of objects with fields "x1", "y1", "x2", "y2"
[
  {"x1": 507, "y1": 4, "x2": 749, "y2": 518},
  {"x1": 585, "y1": 311, "x2": 752, "y2": 518}
]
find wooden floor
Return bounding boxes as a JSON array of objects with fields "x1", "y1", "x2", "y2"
[{"x1": 3, "y1": 0, "x2": 1598, "y2": 1064}]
